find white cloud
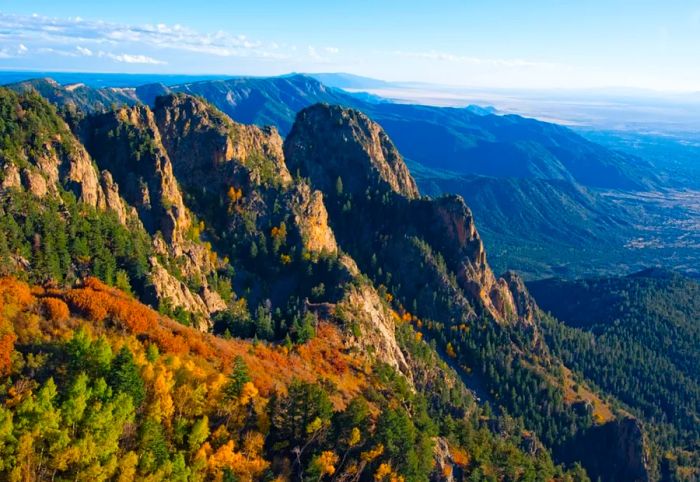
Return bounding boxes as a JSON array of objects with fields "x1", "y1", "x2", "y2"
[
  {"x1": 0, "y1": 12, "x2": 284, "y2": 59},
  {"x1": 0, "y1": 43, "x2": 30, "y2": 59},
  {"x1": 324, "y1": 47, "x2": 339, "y2": 54},
  {"x1": 104, "y1": 52, "x2": 166, "y2": 65},
  {"x1": 308, "y1": 46, "x2": 321, "y2": 60},
  {"x1": 76, "y1": 45, "x2": 93, "y2": 56}
]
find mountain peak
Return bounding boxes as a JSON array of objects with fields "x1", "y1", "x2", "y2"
[{"x1": 285, "y1": 103, "x2": 420, "y2": 199}]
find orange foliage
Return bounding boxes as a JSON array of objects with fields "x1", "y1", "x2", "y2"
[
  {"x1": 64, "y1": 277, "x2": 158, "y2": 333},
  {"x1": 0, "y1": 277, "x2": 34, "y2": 376},
  {"x1": 451, "y1": 447, "x2": 470, "y2": 467},
  {"x1": 0, "y1": 332, "x2": 16, "y2": 376},
  {"x1": 41, "y1": 297, "x2": 70, "y2": 322},
  {"x1": 0, "y1": 277, "x2": 34, "y2": 308},
  {"x1": 0, "y1": 276, "x2": 369, "y2": 409}
]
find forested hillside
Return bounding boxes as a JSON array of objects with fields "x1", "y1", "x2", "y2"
[
  {"x1": 530, "y1": 270, "x2": 700, "y2": 480},
  {"x1": 0, "y1": 85, "x2": 658, "y2": 481}
]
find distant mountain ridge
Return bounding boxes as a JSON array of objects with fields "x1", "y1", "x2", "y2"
[
  {"x1": 4, "y1": 73, "x2": 670, "y2": 279},
  {"x1": 4, "y1": 74, "x2": 657, "y2": 190}
]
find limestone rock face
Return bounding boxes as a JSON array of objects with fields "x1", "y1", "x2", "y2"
[
  {"x1": 285, "y1": 103, "x2": 419, "y2": 199},
  {"x1": 1, "y1": 163, "x2": 21, "y2": 190},
  {"x1": 291, "y1": 183, "x2": 337, "y2": 255},
  {"x1": 79, "y1": 104, "x2": 228, "y2": 325},
  {"x1": 80, "y1": 104, "x2": 192, "y2": 247},
  {"x1": 336, "y1": 283, "x2": 410, "y2": 376},
  {"x1": 285, "y1": 103, "x2": 528, "y2": 326},
  {"x1": 148, "y1": 257, "x2": 210, "y2": 331},
  {"x1": 99, "y1": 171, "x2": 132, "y2": 225},
  {"x1": 153, "y1": 93, "x2": 291, "y2": 187}
]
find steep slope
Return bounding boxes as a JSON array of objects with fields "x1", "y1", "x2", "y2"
[
  {"x1": 284, "y1": 103, "x2": 651, "y2": 481},
  {"x1": 0, "y1": 88, "x2": 129, "y2": 216},
  {"x1": 149, "y1": 93, "x2": 411, "y2": 372},
  {"x1": 0, "y1": 276, "x2": 593, "y2": 481},
  {"x1": 78, "y1": 103, "x2": 228, "y2": 324},
  {"x1": 285, "y1": 104, "x2": 522, "y2": 325},
  {"x1": 530, "y1": 270, "x2": 700, "y2": 480},
  {"x1": 0, "y1": 87, "x2": 224, "y2": 328},
  {"x1": 6, "y1": 75, "x2": 655, "y2": 190},
  {"x1": 5, "y1": 75, "x2": 666, "y2": 279}
]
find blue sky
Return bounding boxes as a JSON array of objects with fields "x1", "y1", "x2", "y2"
[{"x1": 1, "y1": 0, "x2": 699, "y2": 91}]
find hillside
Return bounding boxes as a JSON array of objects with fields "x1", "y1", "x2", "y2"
[
  {"x1": 1, "y1": 276, "x2": 596, "y2": 481},
  {"x1": 529, "y1": 270, "x2": 700, "y2": 480},
  {"x1": 4, "y1": 75, "x2": 677, "y2": 280},
  {"x1": 0, "y1": 86, "x2": 655, "y2": 481}
]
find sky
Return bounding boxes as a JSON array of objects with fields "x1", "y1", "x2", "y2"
[{"x1": 0, "y1": 0, "x2": 699, "y2": 92}]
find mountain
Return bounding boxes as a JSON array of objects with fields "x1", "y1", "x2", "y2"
[
  {"x1": 0, "y1": 86, "x2": 657, "y2": 480},
  {"x1": 5, "y1": 75, "x2": 657, "y2": 190},
  {"x1": 307, "y1": 72, "x2": 395, "y2": 90},
  {"x1": 529, "y1": 269, "x2": 700, "y2": 480},
  {"x1": 4, "y1": 75, "x2": 671, "y2": 280},
  {"x1": 418, "y1": 174, "x2": 635, "y2": 278},
  {"x1": 283, "y1": 103, "x2": 653, "y2": 479},
  {"x1": 6, "y1": 77, "x2": 140, "y2": 113}
]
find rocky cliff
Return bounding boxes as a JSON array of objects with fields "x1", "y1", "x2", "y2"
[
  {"x1": 284, "y1": 103, "x2": 525, "y2": 326},
  {"x1": 560, "y1": 418, "x2": 650, "y2": 482}
]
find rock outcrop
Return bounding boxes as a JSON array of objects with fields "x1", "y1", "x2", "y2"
[
  {"x1": 80, "y1": 104, "x2": 192, "y2": 247},
  {"x1": 285, "y1": 104, "x2": 419, "y2": 199},
  {"x1": 291, "y1": 183, "x2": 337, "y2": 254},
  {"x1": 78, "y1": 103, "x2": 227, "y2": 323},
  {"x1": 153, "y1": 93, "x2": 292, "y2": 187},
  {"x1": 337, "y1": 283, "x2": 410, "y2": 375},
  {"x1": 284, "y1": 103, "x2": 527, "y2": 326},
  {"x1": 560, "y1": 417, "x2": 650, "y2": 482}
]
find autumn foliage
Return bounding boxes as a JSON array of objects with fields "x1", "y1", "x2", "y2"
[{"x1": 41, "y1": 297, "x2": 70, "y2": 322}]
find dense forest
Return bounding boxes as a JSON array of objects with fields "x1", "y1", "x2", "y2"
[{"x1": 530, "y1": 271, "x2": 700, "y2": 480}]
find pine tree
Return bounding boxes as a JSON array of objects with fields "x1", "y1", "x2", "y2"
[
  {"x1": 109, "y1": 346, "x2": 146, "y2": 407},
  {"x1": 223, "y1": 356, "x2": 251, "y2": 400}
]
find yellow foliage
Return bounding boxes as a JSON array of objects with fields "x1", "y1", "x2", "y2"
[
  {"x1": 361, "y1": 444, "x2": 384, "y2": 462},
  {"x1": 116, "y1": 451, "x2": 139, "y2": 482},
  {"x1": 149, "y1": 365, "x2": 175, "y2": 425},
  {"x1": 227, "y1": 186, "x2": 243, "y2": 203},
  {"x1": 207, "y1": 440, "x2": 269, "y2": 482},
  {"x1": 446, "y1": 342, "x2": 457, "y2": 358},
  {"x1": 347, "y1": 426, "x2": 361, "y2": 447},
  {"x1": 239, "y1": 381, "x2": 259, "y2": 405},
  {"x1": 414, "y1": 332, "x2": 423, "y2": 342},
  {"x1": 270, "y1": 223, "x2": 287, "y2": 240},
  {"x1": 311, "y1": 450, "x2": 339, "y2": 477},
  {"x1": 375, "y1": 463, "x2": 404, "y2": 482},
  {"x1": 280, "y1": 254, "x2": 292, "y2": 265}
]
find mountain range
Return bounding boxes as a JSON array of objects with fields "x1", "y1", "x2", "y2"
[
  {"x1": 7, "y1": 73, "x2": 685, "y2": 279},
  {"x1": 0, "y1": 73, "x2": 698, "y2": 481}
]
